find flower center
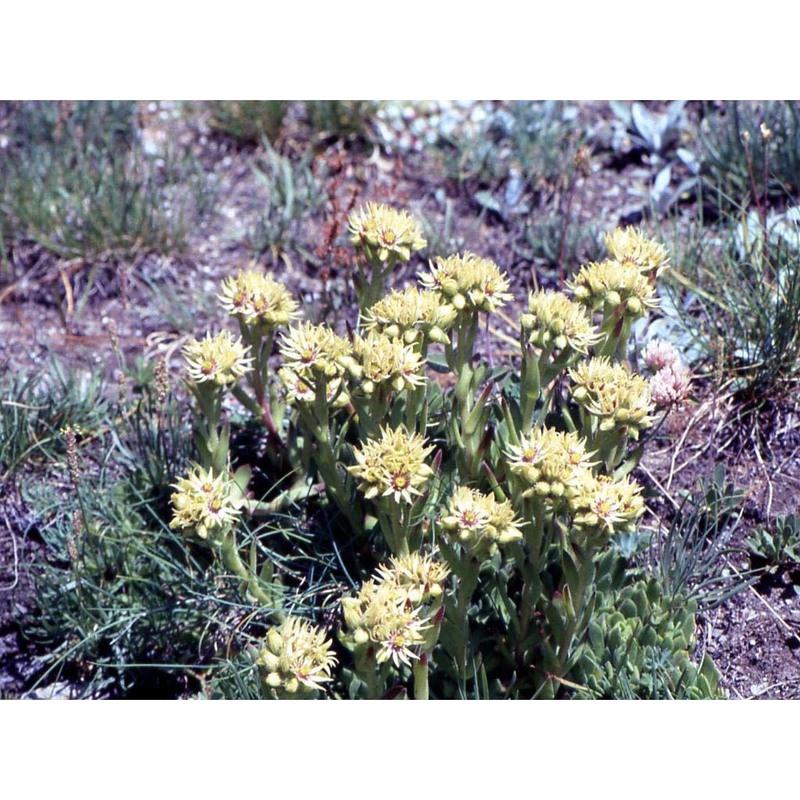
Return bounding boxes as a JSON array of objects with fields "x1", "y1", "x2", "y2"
[
  {"x1": 594, "y1": 499, "x2": 614, "y2": 518},
  {"x1": 459, "y1": 509, "x2": 482, "y2": 529},
  {"x1": 391, "y1": 471, "x2": 410, "y2": 491}
]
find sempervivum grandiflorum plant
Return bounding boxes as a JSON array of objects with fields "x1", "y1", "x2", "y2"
[{"x1": 169, "y1": 205, "x2": 715, "y2": 700}]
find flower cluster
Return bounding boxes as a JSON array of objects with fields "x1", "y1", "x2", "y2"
[
  {"x1": 346, "y1": 332, "x2": 427, "y2": 397},
  {"x1": 641, "y1": 339, "x2": 692, "y2": 409},
  {"x1": 641, "y1": 338, "x2": 681, "y2": 372},
  {"x1": 348, "y1": 426, "x2": 435, "y2": 504},
  {"x1": 569, "y1": 472, "x2": 645, "y2": 546},
  {"x1": 278, "y1": 322, "x2": 353, "y2": 404},
  {"x1": 568, "y1": 259, "x2": 658, "y2": 319},
  {"x1": 218, "y1": 269, "x2": 299, "y2": 332},
  {"x1": 375, "y1": 551, "x2": 450, "y2": 606},
  {"x1": 362, "y1": 287, "x2": 456, "y2": 346},
  {"x1": 649, "y1": 363, "x2": 692, "y2": 408},
  {"x1": 569, "y1": 357, "x2": 654, "y2": 438},
  {"x1": 505, "y1": 428, "x2": 596, "y2": 504},
  {"x1": 342, "y1": 552, "x2": 448, "y2": 668},
  {"x1": 439, "y1": 486, "x2": 524, "y2": 560},
  {"x1": 255, "y1": 617, "x2": 338, "y2": 699},
  {"x1": 419, "y1": 252, "x2": 513, "y2": 314},
  {"x1": 169, "y1": 466, "x2": 242, "y2": 544},
  {"x1": 341, "y1": 579, "x2": 430, "y2": 668},
  {"x1": 279, "y1": 322, "x2": 352, "y2": 379},
  {"x1": 602, "y1": 227, "x2": 669, "y2": 276},
  {"x1": 520, "y1": 289, "x2": 601, "y2": 355},
  {"x1": 182, "y1": 330, "x2": 253, "y2": 387},
  {"x1": 348, "y1": 202, "x2": 427, "y2": 263}
]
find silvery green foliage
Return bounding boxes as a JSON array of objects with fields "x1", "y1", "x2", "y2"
[
  {"x1": 746, "y1": 513, "x2": 800, "y2": 573},
  {"x1": 572, "y1": 578, "x2": 722, "y2": 699},
  {"x1": 609, "y1": 102, "x2": 699, "y2": 217},
  {"x1": 695, "y1": 101, "x2": 800, "y2": 202},
  {"x1": 630, "y1": 287, "x2": 705, "y2": 366},
  {"x1": 610, "y1": 100, "x2": 689, "y2": 163},
  {"x1": 733, "y1": 206, "x2": 800, "y2": 265},
  {"x1": 647, "y1": 163, "x2": 700, "y2": 216},
  {"x1": 652, "y1": 466, "x2": 754, "y2": 610}
]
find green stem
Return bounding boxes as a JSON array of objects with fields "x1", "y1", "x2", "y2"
[
  {"x1": 355, "y1": 648, "x2": 384, "y2": 699},
  {"x1": 453, "y1": 559, "x2": 480, "y2": 687},
  {"x1": 375, "y1": 502, "x2": 411, "y2": 557},
  {"x1": 403, "y1": 384, "x2": 426, "y2": 436},
  {"x1": 300, "y1": 391, "x2": 364, "y2": 536},
  {"x1": 413, "y1": 653, "x2": 429, "y2": 700},
  {"x1": 191, "y1": 383, "x2": 226, "y2": 471},
  {"x1": 356, "y1": 255, "x2": 397, "y2": 320},
  {"x1": 524, "y1": 497, "x2": 547, "y2": 568},
  {"x1": 220, "y1": 531, "x2": 284, "y2": 622}
]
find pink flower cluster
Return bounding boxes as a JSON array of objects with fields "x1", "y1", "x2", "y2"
[{"x1": 641, "y1": 339, "x2": 692, "y2": 408}]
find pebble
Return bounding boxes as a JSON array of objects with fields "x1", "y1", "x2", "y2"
[
  {"x1": 469, "y1": 106, "x2": 488, "y2": 125},
  {"x1": 373, "y1": 100, "x2": 500, "y2": 154},
  {"x1": 23, "y1": 681, "x2": 77, "y2": 700}
]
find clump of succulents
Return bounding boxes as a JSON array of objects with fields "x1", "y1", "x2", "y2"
[
  {"x1": 167, "y1": 210, "x2": 713, "y2": 699},
  {"x1": 572, "y1": 578, "x2": 721, "y2": 699}
]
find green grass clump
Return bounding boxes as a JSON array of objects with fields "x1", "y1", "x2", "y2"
[
  {"x1": 206, "y1": 101, "x2": 288, "y2": 145},
  {"x1": 0, "y1": 101, "x2": 215, "y2": 262},
  {"x1": 0, "y1": 361, "x2": 110, "y2": 484},
  {"x1": 664, "y1": 201, "x2": 800, "y2": 405},
  {"x1": 246, "y1": 138, "x2": 324, "y2": 262},
  {"x1": 26, "y1": 472, "x2": 220, "y2": 698},
  {"x1": 14, "y1": 356, "x2": 344, "y2": 698},
  {"x1": 303, "y1": 100, "x2": 375, "y2": 143},
  {"x1": 697, "y1": 101, "x2": 800, "y2": 203}
]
